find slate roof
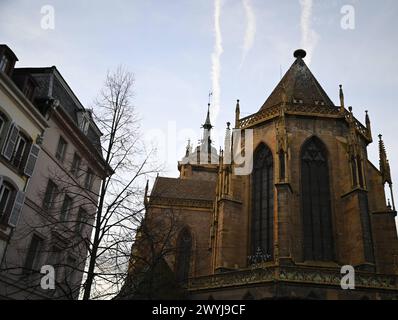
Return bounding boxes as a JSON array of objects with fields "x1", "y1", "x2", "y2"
[
  {"x1": 13, "y1": 67, "x2": 103, "y2": 155},
  {"x1": 259, "y1": 55, "x2": 336, "y2": 111},
  {"x1": 150, "y1": 177, "x2": 216, "y2": 201}
]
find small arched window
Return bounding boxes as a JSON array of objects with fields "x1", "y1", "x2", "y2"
[
  {"x1": 251, "y1": 143, "x2": 274, "y2": 261},
  {"x1": 301, "y1": 137, "x2": 334, "y2": 261},
  {"x1": 175, "y1": 227, "x2": 192, "y2": 282}
]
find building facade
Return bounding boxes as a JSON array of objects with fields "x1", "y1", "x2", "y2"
[
  {"x1": 126, "y1": 49, "x2": 398, "y2": 300},
  {"x1": 0, "y1": 45, "x2": 110, "y2": 299},
  {"x1": 0, "y1": 44, "x2": 48, "y2": 268}
]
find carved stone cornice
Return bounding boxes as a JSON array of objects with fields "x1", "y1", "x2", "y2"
[
  {"x1": 238, "y1": 103, "x2": 371, "y2": 143},
  {"x1": 188, "y1": 265, "x2": 398, "y2": 292}
]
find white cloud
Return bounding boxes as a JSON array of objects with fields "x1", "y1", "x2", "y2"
[
  {"x1": 240, "y1": 0, "x2": 256, "y2": 69},
  {"x1": 210, "y1": 0, "x2": 223, "y2": 123},
  {"x1": 299, "y1": 0, "x2": 319, "y2": 65}
]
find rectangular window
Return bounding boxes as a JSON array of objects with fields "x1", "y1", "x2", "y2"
[
  {"x1": 0, "y1": 55, "x2": 10, "y2": 73},
  {"x1": 75, "y1": 208, "x2": 87, "y2": 233},
  {"x1": 0, "y1": 184, "x2": 12, "y2": 217},
  {"x1": 55, "y1": 136, "x2": 67, "y2": 162},
  {"x1": 60, "y1": 195, "x2": 72, "y2": 222},
  {"x1": 24, "y1": 81, "x2": 35, "y2": 101},
  {"x1": 84, "y1": 169, "x2": 94, "y2": 190},
  {"x1": 12, "y1": 134, "x2": 27, "y2": 169},
  {"x1": 80, "y1": 117, "x2": 89, "y2": 135},
  {"x1": 70, "y1": 153, "x2": 81, "y2": 177},
  {"x1": 24, "y1": 234, "x2": 43, "y2": 273},
  {"x1": 43, "y1": 179, "x2": 58, "y2": 210}
]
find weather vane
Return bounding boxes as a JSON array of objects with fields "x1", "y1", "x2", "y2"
[{"x1": 208, "y1": 91, "x2": 213, "y2": 105}]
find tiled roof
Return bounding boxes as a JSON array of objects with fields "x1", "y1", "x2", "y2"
[
  {"x1": 260, "y1": 56, "x2": 336, "y2": 111},
  {"x1": 150, "y1": 177, "x2": 216, "y2": 201}
]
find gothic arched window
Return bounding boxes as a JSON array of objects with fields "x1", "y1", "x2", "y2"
[
  {"x1": 251, "y1": 144, "x2": 274, "y2": 261},
  {"x1": 301, "y1": 137, "x2": 334, "y2": 261},
  {"x1": 175, "y1": 227, "x2": 192, "y2": 282}
]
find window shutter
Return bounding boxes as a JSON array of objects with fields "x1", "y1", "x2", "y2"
[
  {"x1": 9, "y1": 190, "x2": 25, "y2": 227},
  {"x1": 2, "y1": 123, "x2": 19, "y2": 161},
  {"x1": 24, "y1": 144, "x2": 40, "y2": 177}
]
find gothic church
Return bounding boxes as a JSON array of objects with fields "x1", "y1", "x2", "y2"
[{"x1": 125, "y1": 49, "x2": 398, "y2": 300}]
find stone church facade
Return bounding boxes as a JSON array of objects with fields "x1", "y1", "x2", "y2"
[{"x1": 128, "y1": 49, "x2": 398, "y2": 300}]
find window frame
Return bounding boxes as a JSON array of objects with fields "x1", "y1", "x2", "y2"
[
  {"x1": 250, "y1": 143, "x2": 274, "y2": 263},
  {"x1": 0, "y1": 183, "x2": 12, "y2": 218},
  {"x1": 300, "y1": 136, "x2": 334, "y2": 262},
  {"x1": 75, "y1": 207, "x2": 87, "y2": 234},
  {"x1": 175, "y1": 227, "x2": 192, "y2": 283},
  {"x1": 11, "y1": 133, "x2": 28, "y2": 169},
  {"x1": 70, "y1": 153, "x2": 81, "y2": 177},
  {"x1": 23, "y1": 234, "x2": 44, "y2": 274},
  {"x1": 55, "y1": 136, "x2": 68, "y2": 162},
  {"x1": 60, "y1": 194, "x2": 73, "y2": 222},
  {"x1": 84, "y1": 168, "x2": 94, "y2": 191},
  {"x1": 0, "y1": 54, "x2": 10, "y2": 73},
  {"x1": 43, "y1": 179, "x2": 58, "y2": 211}
]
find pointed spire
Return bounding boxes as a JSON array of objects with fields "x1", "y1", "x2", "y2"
[
  {"x1": 379, "y1": 134, "x2": 392, "y2": 185},
  {"x1": 203, "y1": 103, "x2": 213, "y2": 130},
  {"x1": 235, "y1": 99, "x2": 240, "y2": 128},
  {"x1": 339, "y1": 84, "x2": 345, "y2": 108},
  {"x1": 185, "y1": 139, "x2": 191, "y2": 157},
  {"x1": 200, "y1": 102, "x2": 215, "y2": 163},
  {"x1": 365, "y1": 110, "x2": 372, "y2": 141},
  {"x1": 224, "y1": 122, "x2": 231, "y2": 163}
]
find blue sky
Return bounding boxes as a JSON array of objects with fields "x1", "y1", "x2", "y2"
[{"x1": 1, "y1": 0, "x2": 398, "y2": 193}]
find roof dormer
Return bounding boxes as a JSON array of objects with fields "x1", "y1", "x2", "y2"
[{"x1": 0, "y1": 44, "x2": 18, "y2": 77}]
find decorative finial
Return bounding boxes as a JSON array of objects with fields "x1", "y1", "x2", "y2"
[
  {"x1": 365, "y1": 110, "x2": 372, "y2": 141},
  {"x1": 185, "y1": 139, "x2": 191, "y2": 157},
  {"x1": 227, "y1": 122, "x2": 230, "y2": 129},
  {"x1": 339, "y1": 84, "x2": 345, "y2": 108},
  {"x1": 348, "y1": 106, "x2": 353, "y2": 113},
  {"x1": 208, "y1": 91, "x2": 213, "y2": 105},
  {"x1": 379, "y1": 134, "x2": 382, "y2": 141},
  {"x1": 293, "y1": 49, "x2": 307, "y2": 59},
  {"x1": 235, "y1": 99, "x2": 240, "y2": 128}
]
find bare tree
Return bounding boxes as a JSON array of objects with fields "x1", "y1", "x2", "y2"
[
  {"x1": 79, "y1": 66, "x2": 162, "y2": 299},
  {"x1": 0, "y1": 66, "x2": 166, "y2": 300}
]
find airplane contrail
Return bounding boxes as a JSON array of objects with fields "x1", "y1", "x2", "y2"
[
  {"x1": 299, "y1": 0, "x2": 319, "y2": 65},
  {"x1": 211, "y1": 0, "x2": 223, "y2": 123},
  {"x1": 240, "y1": 0, "x2": 256, "y2": 69}
]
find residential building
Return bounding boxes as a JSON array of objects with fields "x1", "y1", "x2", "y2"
[
  {"x1": 0, "y1": 44, "x2": 47, "y2": 269},
  {"x1": 0, "y1": 44, "x2": 111, "y2": 299}
]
